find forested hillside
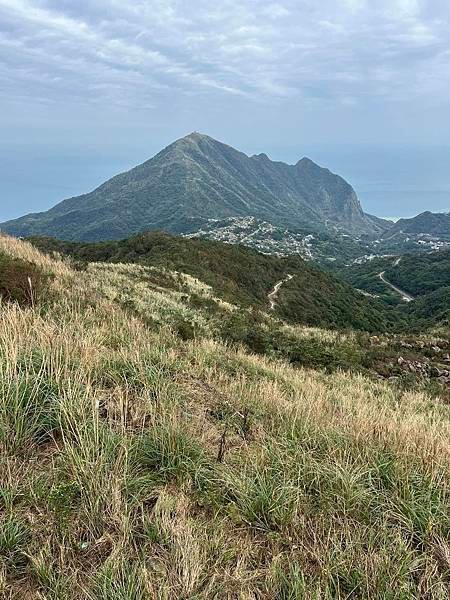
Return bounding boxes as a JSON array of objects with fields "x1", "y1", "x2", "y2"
[
  {"x1": 29, "y1": 232, "x2": 401, "y2": 332},
  {"x1": 331, "y1": 257, "x2": 402, "y2": 304},
  {"x1": 333, "y1": 250, "x2": 450, "y2": 330},
  {"x1": 385, "y1": 250, "x2": 450, "y2": 296}
]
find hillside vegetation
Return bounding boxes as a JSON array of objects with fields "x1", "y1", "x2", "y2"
[
  {"x1": 382, "y1": 212, "x2": 450, "y2": 241},
  {"x1": 384, "y1": 250, "x2": 450, "y2": 297},
  {"x1": 331, "y1": 257, "x2": 403, "y2": 304},
  {"x1": 28, "y1": 232, "x2": 402, "y2": 333},
  {"x1": 334, "y1": 250, "x2": 450, "y2": 330},
  {"x1": 0, "y1": 234, "x2": 449, "y2": 599}
]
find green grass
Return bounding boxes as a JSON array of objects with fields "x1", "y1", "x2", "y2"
[
  {"x1": 88, "y1": 561, "x2": 148, "y2": 600},
  {"x1": 131, "y1": 418, "x2": 209, "y2": 486},
  {"x1": 0, "y1": 370, "x2": 59, "y2": 456},
  {"x1": 0, "y1": 517, "x2": 30, "y2": 573}
]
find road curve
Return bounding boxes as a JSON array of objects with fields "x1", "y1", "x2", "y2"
[
  {"x1": 379, "y1": 271, "x2": 414, "y2": 302},
  {"x1": 268, "y1": 274, "x2": 293, "y2": 310}
]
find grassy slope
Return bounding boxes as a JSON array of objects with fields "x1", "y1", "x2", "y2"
[
  {"x1": 0, "y1": 235, "x2": 449, "y2": 599},
  {"x1": 28, "y1": 232, "x2": 401, "y2": 332}
]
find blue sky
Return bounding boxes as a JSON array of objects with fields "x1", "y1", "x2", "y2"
[{"x1": 2, "y1": 0, "x2": 450, "y2": 221}]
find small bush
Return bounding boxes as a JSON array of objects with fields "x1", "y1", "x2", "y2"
[
  {"x1": 174, "y1": 318, "x2": 196, "y2": 341},
  {"x1": 48, "y1": 481, "x2": 81, "y2": 520},
  {"x1": 0, "y1": 252, "x2": 50, "y2": 307},
  {"x1": 287, "y1": 336, "x2": 363, "y2": 372}
]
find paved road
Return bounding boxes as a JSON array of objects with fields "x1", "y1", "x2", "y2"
[
  {"x1": 268, "y1": 274, "x2": 293, "y2": 310},
  {"x1": 379, "y1": 271, "x2": 414, "y2": 302}
]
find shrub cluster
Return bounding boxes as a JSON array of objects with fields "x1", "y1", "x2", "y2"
[{"x1": 0, "y1": 252, "x2": 50, "y2": 307}]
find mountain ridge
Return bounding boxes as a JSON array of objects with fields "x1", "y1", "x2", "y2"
[
  {"x1": 1, "y1": 132, "x2": 389, "y2": 241},
  {"x1": 382, "y1": 211, "x2": 450, "y2": 240}
]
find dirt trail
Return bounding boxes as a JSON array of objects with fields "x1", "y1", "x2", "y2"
[{"x1": 268, "y1": 274, "x2": 293, "y2": 310}]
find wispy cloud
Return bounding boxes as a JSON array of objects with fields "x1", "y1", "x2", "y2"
[{"x1": 1, "y1": 0, "x2": 449, "y2": 112}]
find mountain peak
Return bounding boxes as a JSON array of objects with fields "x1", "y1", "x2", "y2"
[
  {"x1": 296, "y1": 157, "x2": 319, "y2": 168},
  {"x1": 0, "y1": 133, "x2": 384, "y2": 241},
  {"x1": 168, "y1": 132, "x2": 217, "y2": 153},
  {"x1": 181, "y1": 131, "x2": 211, "y2": 143}
]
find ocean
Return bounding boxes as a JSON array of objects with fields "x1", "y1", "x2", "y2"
[{"x1": 297, "y1": 144, "x2": 450, "y2": 219}]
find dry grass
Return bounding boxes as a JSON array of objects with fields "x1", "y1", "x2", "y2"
[{"x1": 0, "y1": 235, "x2": 448, "y2": 599}]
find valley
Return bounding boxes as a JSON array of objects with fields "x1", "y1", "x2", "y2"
[{"x1": 27, "y1": 232, "x2": 449, "y2": 392}]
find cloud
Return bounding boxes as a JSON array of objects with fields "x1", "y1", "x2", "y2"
[
  {"x1": 0, "y1": 0, "x2": 449, "y2": 113},
  {"x1": 262, "y1": 4, "x2": 291, "y2": 19}
]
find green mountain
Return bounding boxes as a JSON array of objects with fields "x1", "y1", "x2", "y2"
[
  {"x1": 1, "y1": 133, "x2": 388, "y2": 241},
  {"x1": 28, "y1": 231, "x2": 401, "y2": 332},
  {"x1": 382, "y1": 211, "x2": 450, "y2": 241}
]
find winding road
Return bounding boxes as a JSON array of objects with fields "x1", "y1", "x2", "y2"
[
  {"x1": 378, "y1": 268, "x2": 415, "y2": 303},
  {"x1": 268, "y1": 274, "x2": 293, "y2": 310}
]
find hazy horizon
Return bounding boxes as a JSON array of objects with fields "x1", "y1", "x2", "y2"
[
  {"x1": 2, "y1": 138, "x2": 450, "y2": 223},
  {"x1": 2, "y1": 1, "x2": 450, "y2": 223}
]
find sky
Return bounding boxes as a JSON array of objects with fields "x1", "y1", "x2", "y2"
[{"x1": 2, "y1": 0, "x2": 450, "y2": 222}]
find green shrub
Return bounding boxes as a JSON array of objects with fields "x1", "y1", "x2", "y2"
[
  {"x1": 0, "y1": 252, "x2": 50, "y2": 307},
  {"x1": 287, "y1": 336, "x2": 363, "y2": 372},
  {"x1": 174, "y1": 318, "x2": 197, "y2": 341},
  {"x1": 48, "y1": 481, "x2": 81, "y2": 521}
]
